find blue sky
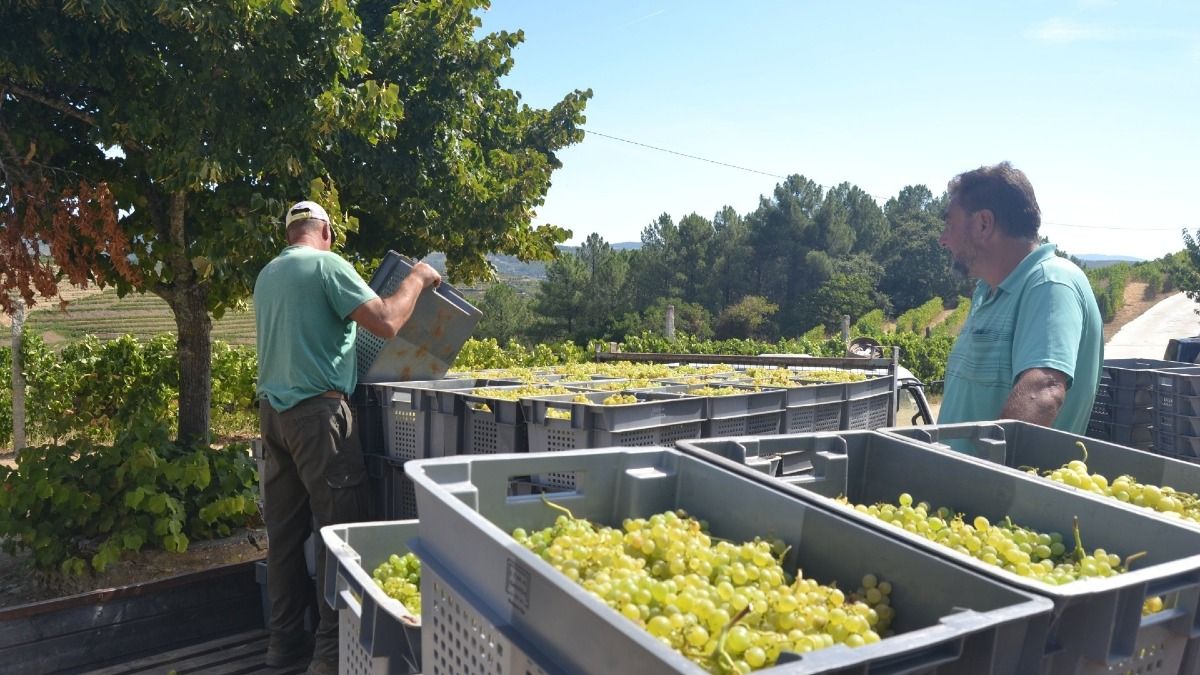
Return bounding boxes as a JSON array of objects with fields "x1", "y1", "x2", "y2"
[{"x1": 478, "y1": 1, "x2": 1198, "y2": 260}]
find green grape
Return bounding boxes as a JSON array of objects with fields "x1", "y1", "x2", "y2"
[
  {"x1": 512, "y1": 500, "x2": 892, "y2": 673},
  {"x1": 370, "y1": 552, "x2": 421, "y2": 616},
  {"x1": 836, "y1": 493, "x2": 1146, "y2": 589},
  {"x1": 1032, "y1": 441, "x2": 1200, "y2": 525}
]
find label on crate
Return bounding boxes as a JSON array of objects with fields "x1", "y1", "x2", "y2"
[{"x1": 505, "y1": 557, "x2": 532, "y2": 616}]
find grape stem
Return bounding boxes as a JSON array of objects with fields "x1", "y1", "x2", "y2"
[
  {"x1": 1123, "y1": 551, "x2": 1148, "y2": 571},
  {"x1": 1072, "y1": 515, "x2": 1085, "y2": 564},
  {"x1": 713, "y1": 606, "x2": 752, "y2": 673},
  {"x1": 1075, "y1": 440, "x2": 1089, "y2": 464},
  {"x1": 540, "y1": 493, "x2": 577, "y2": 520}
]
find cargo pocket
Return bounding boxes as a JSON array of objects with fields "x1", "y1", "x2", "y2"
[{"x1": 324, "y1": 400, "x2": 369, "y2": 521}]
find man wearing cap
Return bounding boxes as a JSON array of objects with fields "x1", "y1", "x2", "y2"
[{"x1": 254, "y1": 201, "x2": 440, "y2": 673}]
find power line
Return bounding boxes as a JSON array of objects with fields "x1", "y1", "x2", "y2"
[
  {"x1": 584, "y1": 129, "x2": 788, "y2": 179},
  {"x1": 582, "y1": 128, "x2": 1192, "y2": 233}
]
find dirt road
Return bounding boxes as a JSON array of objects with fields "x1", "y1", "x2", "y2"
[{"x1": 1105, "y1": 292, "x2": 1200, "y2": 360}]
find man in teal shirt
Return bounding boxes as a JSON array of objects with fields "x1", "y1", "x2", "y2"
[
  {"x1": 255, "y1": 201, "x2": 440, "y2": 674},
  {"x1": 937, "y1": 162, "x2": 1102, "y2": 434}
]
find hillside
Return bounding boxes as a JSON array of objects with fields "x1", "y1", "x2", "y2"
[{"x1": 3, "y1": 278, "x2": 1176, "y2": 348}]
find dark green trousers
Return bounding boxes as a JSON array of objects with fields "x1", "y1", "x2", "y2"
[{"x1": 259, "y1": 396, "x2": 369, "y2": 662}]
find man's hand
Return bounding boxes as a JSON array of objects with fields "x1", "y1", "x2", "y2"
[
  {"x1": 1000, "y1": 367, "x2": 1069, "y2": 427},
  {"x1": 410, "y1": 261, "x2": 441, "y2": 289}
]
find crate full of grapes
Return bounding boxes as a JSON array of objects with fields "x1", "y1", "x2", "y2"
[
  {"x1": 406, "y1": 447, "x2": 1053, "y2": 674},
  {"x1": 322, "y1": 520, "x2": 422, "y2": 675},
  {"x1": 678, "y1": 430, "x2": 1200, "y2": 674}
]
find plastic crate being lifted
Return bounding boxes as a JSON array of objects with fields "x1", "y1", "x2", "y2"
[
  {"x1": 677, "y1": 430, "x2": 1200, "y2": 674},
  {"x1": 322, "y1": 520, "x2": 422, "y2": 675},
  {"x1": 406, "y1": 448, "x2": 1054, "y2": 675},
  {"x1": 355, "y1": 252, "x2": 482, "y2": 384}
]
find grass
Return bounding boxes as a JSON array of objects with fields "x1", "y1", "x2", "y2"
[{"x1": 24, "y1": 288, "x2": 257, "y2": 345}]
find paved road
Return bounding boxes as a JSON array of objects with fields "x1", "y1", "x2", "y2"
[{"x1": 1105, "y1": 292, "x2": 1200, "y2": 360}]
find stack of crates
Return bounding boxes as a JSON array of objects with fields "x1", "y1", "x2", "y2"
[
  {"x1": 358, "y1": 377, "x2": 520, "y2": 520},
  {"x1": 1086, "y1": 358, "x2": 1191, "y2": 451},
  {"x1": 1154, "y1": 366, "x2": 1200, "y2": 461}
]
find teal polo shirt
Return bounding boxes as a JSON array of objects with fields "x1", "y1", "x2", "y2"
[
  {"x1": 938, "y1": 243, "x2": 1103, "y2": 434},
  {"x1": 254, "y1": 246, "x2": 378, "y2": 412}
]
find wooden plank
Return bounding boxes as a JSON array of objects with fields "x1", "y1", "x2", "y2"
[
  {"x1": 81, "y1": 629, "x2": 308, "y2": 675},
  {"x1": 82, "y1": 631, "x2": 269, "y2": 674},
  {"x1": 0, "y1": 565, "x2": 264, "y2": 674}
]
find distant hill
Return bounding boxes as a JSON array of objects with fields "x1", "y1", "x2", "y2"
[
  {"x1": 420, "y1": 252, "x2": 548, "y2": 280},
  {"x1": 1078, "y1": 254, "x2": 1144, "y2": 270}
]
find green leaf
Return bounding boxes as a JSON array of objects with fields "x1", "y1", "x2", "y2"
[{"x1": 125, "y1": 488, "x2": 146, "y2": 509}]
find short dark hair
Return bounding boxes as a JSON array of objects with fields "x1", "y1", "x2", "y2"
[{"x1": 948, "y1": 162, "x2": 1041, "y2": 240}]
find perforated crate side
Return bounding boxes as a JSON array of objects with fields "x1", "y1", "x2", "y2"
[
  {"x1": 1086, "y1": 418, "x2": 1154, "y2": 446},
  {"x1": 386, "y1": 404, "x2": 422, "y2": 461},
  {"x1": 526, "y1": 419, "x2": 706, "y2": 490},
  {"x1": 1156, "y1": 367, "x2": 1200, "y2": 398},
  {"x1": 340, "y1": 606, "x2": 373, "y2": 675},
  {"x1": 1155, "y1": 431, "x2": 1200, "y2": 459},
  {"x1": 463, "y1": 406, "x2": 527, "y2": 455},
  {"x1": 1157, "y1": 391, "x2": 1200, "y2": 417},
  {"x1": 843, "y1": 392, "x2": 892, "y2": 430},
  {"x1": 1157, "y1": 412, "x2": 1200, "y2": 438},
  {"x1": 701, "y1": 412, "x2": 782, "y2": 438},
  {"x1": 783, "y1": 400, "x2": 843, "y2": 434},
  {"x1": 1097, "y1": 381, "x2": 1153, "y2": 408},
  {"x1": 1090, "y1": 400, "x2": 1155, "y2": 425},
  {"x1": 422, "y1": 561, "x2": 551, "y2": 675}
]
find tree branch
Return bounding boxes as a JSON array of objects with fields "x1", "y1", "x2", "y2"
[{"x1": 1, "y1": 82, "x2": 98, "y2": 127}]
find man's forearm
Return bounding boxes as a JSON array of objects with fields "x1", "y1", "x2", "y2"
[{"x1": 1000, "y1": 367, "x2": 1068, "y2": 426}]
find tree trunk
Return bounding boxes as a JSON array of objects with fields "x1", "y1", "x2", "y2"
[
  {"x1": 172, "y1": 281, "x2": 212, "y2": 446},
  {"x1": 165, "y1": 191, "x2": 212, "y2": 446}
]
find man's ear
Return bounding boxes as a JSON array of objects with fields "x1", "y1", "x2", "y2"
[{"x1": 975, "y1": 208, "x2": 996, "y2": 239}]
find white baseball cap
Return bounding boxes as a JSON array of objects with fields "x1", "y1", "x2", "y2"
[{"x1": 284, "y1": 200, "x2": 330, "y2": 227}]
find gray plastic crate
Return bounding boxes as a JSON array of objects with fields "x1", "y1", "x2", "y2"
[
  {"x1": 1096, "y1": 380, "x2": 1154, "y2": 408},
  {"x1": 774, "y1": 381, "x2": 847, "y2": 434},
  {"x1": 1101, "y1": 358, "x2": 1196, "y2": 388},
  {"x1": 1156, "y1": 431, "x2": 1200, "y2": 460},
  {"x1": 373, "y1": 378, "x2": 520, "y2": 460},
  {"x1": 687, "y1": 383, "x2": 786, "y2": 437},
  {"x1": 364, "y1": 453, "x2": 418, "y2": 520},
  {"x1": 421, "y1": 555, "x2": 556, "y2": 675},
  {"x1": 1159, "y1": 412, "x2": 1200, "y2": 438},
  {"x1": 1159, "y1": 368, "x2": 1200, "y2": 400},
  {"x1": 1091, "y1": 399, "x2": 1155, "y2": 425},
  {"x1": 883, "y1": 419, "x2": 1200, "y2": 518},
  {"x1": 355, "y1": 252, "x2": 481, "y2": 384},
  {"x1": 321, "y1": 520, "x2": 422, "y2": 675},
  {"x1": 406, "y1": 448, "x2": 1054, "y2": 674},
  {"x1": 523, "y1": 391, "x2": 706, "y2": 489},
  {"x1": 1086, "y1": 418, "x2": 1154, "y2": 448},
  {"x1": 1158, "y1": 391, "x2": 1200, "y2": 417},
  {"x1": 679, "y1": 430, "x2": 1200, "y2": 674},
  {"x1": 843, "y1": 390, "x2": 893, "y2": 431}
]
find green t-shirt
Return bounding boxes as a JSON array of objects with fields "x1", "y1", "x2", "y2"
[
  {"x1": 254, "y1": 246, "x2": 378, "y2": 412},
  {"x1": 938, "y1": 243, "x2": 1103, "y2": 434}
]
